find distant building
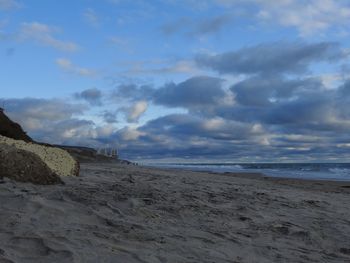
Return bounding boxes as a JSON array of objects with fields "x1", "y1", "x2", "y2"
[{"x1": 97, "y1": 147, "x2": 118, "y2": 159}]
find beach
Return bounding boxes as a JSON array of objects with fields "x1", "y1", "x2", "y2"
[{"x1": 1, "y1": 162, "x2": 350, "y2": 263}]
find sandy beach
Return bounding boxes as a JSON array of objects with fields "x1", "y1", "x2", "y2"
[{"x1": 1, "y1": 162, "x2": 350, "y2": 263}]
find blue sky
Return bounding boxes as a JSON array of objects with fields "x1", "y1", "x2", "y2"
[{"x1": 1, "y1": 0, "x2": 350, "y2": 162}]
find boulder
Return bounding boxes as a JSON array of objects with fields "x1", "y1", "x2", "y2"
[
  {"x1": 0, "y1": 144, "x2": 62, "y2": 185},
  {"x1": 0, "y1": 135, "x2": 80, "y2": 179}
]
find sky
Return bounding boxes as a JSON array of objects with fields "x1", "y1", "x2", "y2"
[{"x1": 1, "y1": 0, "x2": 350, "y2": 162}]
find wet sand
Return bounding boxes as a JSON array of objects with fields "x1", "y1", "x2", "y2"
[{"x1": 0, "y1": 162, "x2": 350, "y2": 263}]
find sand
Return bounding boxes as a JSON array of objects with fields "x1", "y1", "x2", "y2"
[{"x1": 0, "y1": 162, "x2": 350, "y2": 263}]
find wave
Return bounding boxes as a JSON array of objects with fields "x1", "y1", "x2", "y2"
[{"x1": 148, "y1": 162, "x2": 350, "y2": 181}]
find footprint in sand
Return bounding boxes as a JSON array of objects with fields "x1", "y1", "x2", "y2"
[{"x1": 5, "y1": 236, "x2": 74, "y2": 262}]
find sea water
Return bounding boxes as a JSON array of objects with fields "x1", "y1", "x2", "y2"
[{"x1": 147, "y1": 162, "x2": 350, "y2": 181}]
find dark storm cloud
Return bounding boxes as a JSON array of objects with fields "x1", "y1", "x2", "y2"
[
  {"x1": 75, "y1": 88, "x2": 102, "y2": 106},
  {"x1": 195, "y1": 42, "x2": 344, "y2": 75}
]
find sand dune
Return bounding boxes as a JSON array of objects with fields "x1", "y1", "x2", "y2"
[{"x1": 0, "y1": 163, "x2": 350, "y2": 262}]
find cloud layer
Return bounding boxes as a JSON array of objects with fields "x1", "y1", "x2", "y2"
[
  {"x1": 195, "y1": 42, "x2": 343, "y2": 75},
  {"x1": 2, "y1": 0, "x2": 350, "y2": 164}
]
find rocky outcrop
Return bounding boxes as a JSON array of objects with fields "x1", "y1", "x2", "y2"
[
  {"x1": 0, "y1": 110, "x2": 79, "y2": 184},
  {"x1": 0, "y1": 144, "x2": 62, "y2": 185},
  {"x1": 0, "y1": 108, "x2": 33, "y2": 142},
  {"x1": 0, "y1": 135, "x2": 79, "y2": 178}
]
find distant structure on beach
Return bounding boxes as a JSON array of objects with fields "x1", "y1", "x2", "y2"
[{"x1": 97, "y1": 147, "x2": 118, "y2": 159}]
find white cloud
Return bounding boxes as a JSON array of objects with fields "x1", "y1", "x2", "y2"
[
  {"x1": 124, "y1": 59, "x2": 203, "y2": 76},
  {"x1": 96, "y1": 124, "x2": 115, "y2": 137},
  {"x1": 120, "y1": 127, "x2": 145, "y2": 141},
  {"x1": 0, "y1": 0, "x2": 20, "y2": 10},
  {"x1": 126, "y1": 100, "x2": 148, "y2": 122},
  {"x1": 257, "y1": 0, "x2": 350, "y2": 36},
  {"x1": 202, "y1": 117, "x2": 225, "y2": 131},
  {"x1": 213, "y1": 0, "x2": 350, "y2": 36},
  {"x1": 83, "y1": 8, "x2": 100, "y2": 27},
  {"x1": 18, "y1": 22, "x2": 79, "y2": 52},
  {"x1": 56, "y1": 58, "x2": 96, "y2": 77}
]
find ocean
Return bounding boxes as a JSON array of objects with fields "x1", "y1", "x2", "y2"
[{"x1": 147, "y1": 162, "x2": 350, "y2": 181}]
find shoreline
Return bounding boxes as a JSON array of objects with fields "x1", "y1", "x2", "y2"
[
  {"x1": 144, "y1": 163, "x2": 350, "y2": 184},
  {"x1": 140, "y1": 163, "x2": 350, "y2": 184}
]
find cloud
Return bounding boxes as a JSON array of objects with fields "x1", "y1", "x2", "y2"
[
  {"x1": 124, "y1": 59, "x2": 200, "y2": 76},
  {"x1": 0, "y1": 0, "x2": 20, "y2": 10},
  {"x1": 1, "y1": 98, "x2": 85, "y2": 122},
  {"x1": 255, "y1": 0, "x2": 350, "y2": 36},
  {"x1": 230, "y1": 76, "x2": 319, "y2": 107},
  {"x1": 112, "y1": 76, "x2": 227, "y2": 111},
  {"x1": 212, "y1": 0, "x2": 350, "y2": 36},
  {"x1": 142, "y1": 114, "x2": 262, "y2": 141},
  {"x1": 0, "y1": 98, "x2": 86, "y2": 139},
  {"x1": 161, "y1": 15, "x2": 232, "y2": 37},
  {"x1": 109, "y1": 36, "x2": 129, "y2": 48},
  {"x1": 114, "y1": 71, "x2": 350, "y2": 160},
  {"x1": 18, "y1": 22, "x2": 79, "y2": 52},
  {"x1": 111, "y1": 113, "x2": 272, "y2": 160},
  {"x1": 56, "y1": 58, "x2": 96, "y2": 77},
  {"x1": 111, "y1": 83, "x2": 154, "y2": 102},
  {"x1": 0, "y1": 98, "x2": 118, "y2": 147},
  {"x1": 161, "y1": 18, "x2": 189, "y2": 35},
  {"x1": 102, "y1": 110, "x2": 118, "y2": 123},
  {"x1": 3, "y1": 71, "x2": 350, "y2": 161},
  {"x1": 162, "y1": 1, "x2": 350, "y2": 36},
  {"x1": 83, "y1": 8, "x2": 100, "y2": 27},
  {"x1": 74, "y1": 88, "x2": 102, "y2": 106},
  {"x1": 193, "y1": 15, "x2": 232, "y2": 35},
  {"x1": 125, "y1": 100, "x2": 148, "y2": 122},
  {"x1": 195, "y1": 42, "x2": 343, "y2": 75},
  {"x1": 118, "y1": 127, "x2": 146, "y2": 141},
  {"x1": 153, "y1": 76, "x2": 226, "y2": 109}
]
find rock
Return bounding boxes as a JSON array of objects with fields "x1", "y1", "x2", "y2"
[
  {"x1": 0, "y1": 109, "x2": 33, "y2": 142},
  {"x1": 0, "y1": 110, "x2": 79, "y2": 184},
  {"x1": 0, "y1": 135, "x2": 79, "y2": 178},
  {"x1": 0, "y1": 144, "x2": 62, "y2": 185}
]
